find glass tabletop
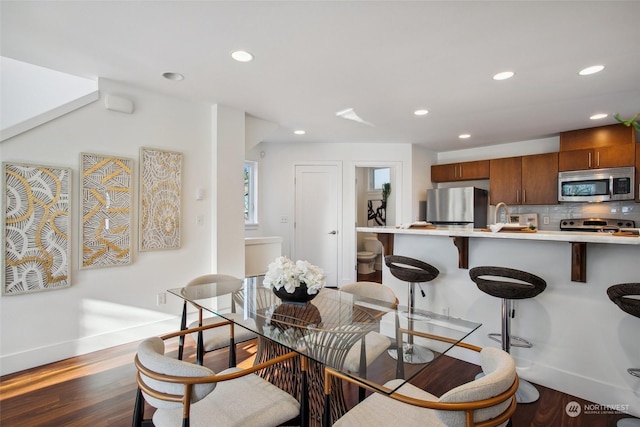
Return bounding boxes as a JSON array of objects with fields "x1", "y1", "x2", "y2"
[{"x1": 168, "y1": 275, "x2": 481, "y2": 395}]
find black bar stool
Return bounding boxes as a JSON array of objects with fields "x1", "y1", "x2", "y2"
[
  {"x1": 385, "y1": 255, "x2": 439, "y2": 364},
  {"x1": 607, "y1": 283, "x2": 640, "y2": 427},
  {"x1": 469, "y1": 266, "x2": 546, "y2": 403}
]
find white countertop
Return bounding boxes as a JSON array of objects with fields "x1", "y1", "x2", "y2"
[{"x1": 356, "y1": 226, "x2": 640, "y2": 245}]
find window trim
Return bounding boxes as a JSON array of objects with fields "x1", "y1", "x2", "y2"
[{"x1": 244, "y1": 161, "x2": 258, "y2": 228}]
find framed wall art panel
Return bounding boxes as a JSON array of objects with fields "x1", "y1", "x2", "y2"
[
  {"x1": 139, "y1": 147, "x2": 182, "y2": 251},
  {"x1": 3, "y1": 162, "x2": 72, "y2": 295},
  {"x1": 81, "y1": 153, "x2": 133, "y2": 269}
]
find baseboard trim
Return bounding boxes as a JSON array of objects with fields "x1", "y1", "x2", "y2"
[{"x1": 0, "y1": 316, "x2": 179, "y2": 376}]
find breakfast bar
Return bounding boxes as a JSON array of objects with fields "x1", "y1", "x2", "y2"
[
  {"x1": 358, "y1": 226, "x2": 640, "y2": 283},
  {"x1": 356, "y1": 225, "x2": 640, "y2": 418}
]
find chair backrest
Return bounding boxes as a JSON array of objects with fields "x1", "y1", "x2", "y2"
[
  {"x1": 340, "y1": 281, "x2": 398, "y2": 305},
  {"x1": 136, "y1": 337, "x2": 216, "y2": 409},
  {"x1": 187, "y1": 274, "x2": 242, "y2": 294},
  {"x1": 436, "y1": 347, "x2": 516, "y2": 426}
]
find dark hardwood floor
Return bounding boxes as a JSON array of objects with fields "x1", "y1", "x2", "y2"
[{"x1": 0, "y1": 337, "x2": 635, "y2": 426}]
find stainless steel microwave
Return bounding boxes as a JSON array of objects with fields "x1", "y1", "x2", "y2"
[{"x1": 558, "y1": 167, "x2": 635, "y2": 202}]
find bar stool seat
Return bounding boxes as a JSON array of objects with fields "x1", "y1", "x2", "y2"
[
  {"x1": 607, "y1": 283, "x2": 640, "y2": 427},
  {"x1": 469, "y1": 266, "x2": 546, "y2": 404},
  {"x1": 385, "y1": 255, "x2": 439, "y2": 364}
]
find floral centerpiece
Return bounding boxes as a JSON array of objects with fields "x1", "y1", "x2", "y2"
[{"x1": 263, "y1": 256, "x2": 325, "y2": 303}]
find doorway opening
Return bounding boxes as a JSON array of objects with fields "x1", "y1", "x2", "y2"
[{"x1": 355, "y1": 165, "x2": 398, "y2": 283}]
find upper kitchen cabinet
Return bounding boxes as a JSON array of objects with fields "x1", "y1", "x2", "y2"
[
  {"x1": 559, "y1": 123, "x2": 636, "y2": 171},
  {"x1": 490, "y1": 153, "x2": 558, "y2": 205},
  {"x1": 431, "y1": 160, "x2": 490, "y2": 182}
]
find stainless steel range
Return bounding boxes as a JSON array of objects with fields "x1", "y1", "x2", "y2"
[{"x1": 559, "y1": 217, "x2": 636, "y2": 232}]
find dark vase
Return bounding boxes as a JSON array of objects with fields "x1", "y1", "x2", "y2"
[{"x1": 272, "y1": 284, "x2": 318, "y2": 305}]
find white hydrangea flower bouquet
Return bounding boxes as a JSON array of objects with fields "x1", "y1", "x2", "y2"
[{"x1": 263, "y1": 256, "x2": 325, "y2": 295}]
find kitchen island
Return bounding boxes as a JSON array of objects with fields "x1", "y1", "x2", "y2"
[
  {"x1": 356, "y1": 225, "x2": 640, "y2": 418},
  {"x1": 357, "y1": 225, "x2": 640, "y2": 283}
]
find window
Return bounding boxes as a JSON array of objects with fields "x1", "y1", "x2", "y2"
[
  {"x1": 244, "y1": 161, "x2": 258, "y2": 227},
  {"x1": 371, "y1": 167, "x2": 390, "y2": 190}
]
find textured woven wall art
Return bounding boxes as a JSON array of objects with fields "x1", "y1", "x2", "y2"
[
  {"x1": 139, "y1": 147, "x2": 182, "y2": 251},
  {"x1": 81, "y1": 153, "x2": 133, "y2": 268},
  {"x1": 3, "y1": 162, "x2": 71, "y2": 295}
]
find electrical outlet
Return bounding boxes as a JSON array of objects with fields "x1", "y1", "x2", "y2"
[
  {"x1": 280, "y1": 216, "x2": 289, "y2": 223},
  {"x1": 441, "y1": 307, "x2": 450, "y2": 318},
  {"x1": 196, "y1": 215, "x2": 204, "y2": 226},
  {"x1": 543, "y1": 216, "x2": 550, "y2": 225},
  {"x1": 157, "y1": 292, "x2": 166, "y2": 305}
]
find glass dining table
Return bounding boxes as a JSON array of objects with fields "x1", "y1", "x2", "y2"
[{"x1": 168, "y1": 276, "x2": 481, "y2": 426}]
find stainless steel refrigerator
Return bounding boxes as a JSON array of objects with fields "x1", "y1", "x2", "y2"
[{"x1": 426, "y1": 187, "x2": 488, "y2": 228}]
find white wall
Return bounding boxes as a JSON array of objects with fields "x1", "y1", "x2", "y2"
[
  {"x1": 0, "y1": 79, "x2": 222, "y2": 374},
  {"x1": 412, "y1": 144, "x2": 438, "y2": 220},
  {"x1": 250, "y1": 141, "x2": 418, "y2": 286},
  {"x1": 212, "y1": 105, "x2": 246, "y2": 277}
]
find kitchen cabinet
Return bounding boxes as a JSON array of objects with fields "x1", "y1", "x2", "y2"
[
  {"x1": 559, "y1": 123, "x2": 636, "y2": 171},
  {"x1": 431, "y1": 160, "x2": 489, "y2": 182},
  {"x1": 559, "y1": 123, "x2": 635, "y2": 150},
  {"x1": 558, "y1": 144, "x2": 635, "y2": 171},
  {"x1": 490, "y1": 153, "x2": 558, "y2": 205}
]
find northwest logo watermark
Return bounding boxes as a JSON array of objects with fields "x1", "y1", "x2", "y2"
[
  {"x1": 565, "y1": 401, "x2": 631, "y2": 417},
  {"x1": 565, "y1": 401, "x2": 581, "y2": 417}
]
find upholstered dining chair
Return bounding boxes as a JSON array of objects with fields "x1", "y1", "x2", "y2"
[
  {"x1": 339, "y1": 282, "x2": 399, "y2": 401},
  {"x1": 177, "y1": 274, "x2": 258, "y2": 367},
  {"x1": 133, "y1": 326, "x2": 302, "y2": 427},
  {"x1": 323, "y1": 342, "x2": 518, "y2": 427}
]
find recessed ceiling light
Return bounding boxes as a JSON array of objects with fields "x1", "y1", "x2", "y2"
[
  {"x1": 231, "y1": 50, "x2": 254, "y2": 62},
  {"x1": 294, "y1": 130, "x2": 306, "y2": 135},
  {"x1": 493, "y1": 71, "x2": 514, "y2": 81},
  {"x1": 414, "y1": 109, "x2": 429, "y2": 116},
  {"x1": 590, "y1": 113, "x2": 608, "y2": 120},
  {"x1": 162, "y1": 72, "x2": 184, "y2": 81},
  {"x1": 579, "y1": 65, "x2": 605, "y2": 76},
  {"x1": 459, "y1": 134, "x2": 471, "y2": 139}
]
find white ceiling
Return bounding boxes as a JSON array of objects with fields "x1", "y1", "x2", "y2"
[{"x1": 2, "y1": 1, "x2": 639, "y2": 152}]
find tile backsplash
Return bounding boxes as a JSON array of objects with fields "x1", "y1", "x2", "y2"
[{"x1": 503, "y1": 201, "x2": 639, "y2": 231}]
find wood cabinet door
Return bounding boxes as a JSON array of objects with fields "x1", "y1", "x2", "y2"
[
  {"x1": 558, "y1": 148, "x2": 593, "y2": 171},
  {"x1": 489, "y1": 157, "x2": 521, "y2": 205},
  {"x1": 431, "y1": 160, "x2": 490, "y2": 182},
  {"x1": 596, "y1": 144, "x2": 635, "y2": 168},
  {"x1": 431, "y1": 164, "x2": 456, "y2": 182},
  {"x1": 522, "y1": 152, "x2": 558, "y2": 205},
  {"x1": 559, "y1": 123, "x2": 635, "y2": 150},
  {"x1": 459, "y1": 160, "x2": 490, "y2": 180}
]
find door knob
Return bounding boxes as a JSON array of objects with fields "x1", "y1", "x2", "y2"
[{"x1": 328, "y1": 230, "x2": 337, "y2": 235}]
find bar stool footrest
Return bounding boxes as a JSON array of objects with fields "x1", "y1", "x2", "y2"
[{"x1": 488, "y1": 333, "x2": 533, "y2": 348}]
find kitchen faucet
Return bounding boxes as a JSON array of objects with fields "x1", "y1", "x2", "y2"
[{"x1": 494, "y1": 202, "x2": 510, "y2": 224}]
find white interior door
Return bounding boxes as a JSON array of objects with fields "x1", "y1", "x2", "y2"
[{"x1": 294, "y1": 164, "x2": 340, "y2": 286}]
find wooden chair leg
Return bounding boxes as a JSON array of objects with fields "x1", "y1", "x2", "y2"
[
  {"x1": 358, "y1": 337, "x2": 367, "y2": 402},
  {"x1": 196, "y1": 330, "x2": 204, "y2": 366},
  {"x1": 228, "y1": 337, "x2": 236, "y2": 368},
  {"x1": 301, "y1": 357, "x2": 309, "y2": 427},
  {"x1": 178, "y1": 303, "x2": 187, "y2": 360},
  {"x1": 132, "y1": 388, "x2": 144, "y2": 427},
  {"x1": 395, "y1": 312, "x2": 404, "y2": 378}
]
